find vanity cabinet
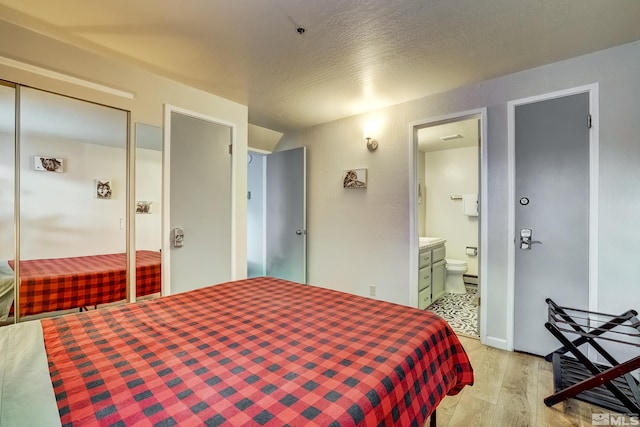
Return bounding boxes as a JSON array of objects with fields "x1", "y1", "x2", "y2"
[
  {"x1": 418, "y1": 241, "x2": 446, "y2": 310},
  {"x1": 431, "y1": 245, "x2": 446, "y2": 302},
  {"x1": 418, "y1": 251, "x2": 432, "y2": 309}
]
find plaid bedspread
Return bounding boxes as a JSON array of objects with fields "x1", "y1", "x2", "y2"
[
  {"x1": 9, "y1": 251, "x2": 160, "y2": 316},
  {"x1": 43, "y1": 277, "x2": 473, "y2": 426}
]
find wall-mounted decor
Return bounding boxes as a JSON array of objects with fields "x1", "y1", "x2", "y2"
[
  {"x1": 34, "y1": 155, "x2": 64, "y2": 172},
  {"x1": 95, "y1": 179, "x2": 113, "y2": 199},
  {"x1": 343, "y1": 168, "x2": 367, "y2": 188},
  {"x1": 136, "y1": 201, "x2": 152, "y2": 214}
]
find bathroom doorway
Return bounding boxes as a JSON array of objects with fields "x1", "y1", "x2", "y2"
[{"x1": 411, "y1": 109, "x2": 487, "y2": 341}]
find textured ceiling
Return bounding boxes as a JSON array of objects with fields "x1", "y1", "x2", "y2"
[{"x1": 0, "y1": 0, "x2": 639, "y2": 132}]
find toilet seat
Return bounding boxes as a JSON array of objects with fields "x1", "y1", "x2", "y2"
[{"x1": 446, "y1": 259, "x2": 468, "y2": 271}]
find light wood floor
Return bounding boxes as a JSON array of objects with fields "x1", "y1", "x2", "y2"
[{"x1": 433, "y1": 335, "x2": 606, "y2": 426}]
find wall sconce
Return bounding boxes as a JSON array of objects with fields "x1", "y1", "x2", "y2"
[{"x1": 363, "y1": 120, "x2": 380, "y2": 151}]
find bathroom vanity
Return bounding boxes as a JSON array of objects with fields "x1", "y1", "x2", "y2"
[{"x1": 418, "y1": 237, "x2": 446, "y2": 310}]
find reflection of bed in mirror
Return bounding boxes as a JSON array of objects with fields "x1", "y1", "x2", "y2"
[{"x1": 4, "y1": 250, "x2": 161, "y2": 318}]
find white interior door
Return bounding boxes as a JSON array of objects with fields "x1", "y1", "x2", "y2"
[
  {"x1": 513, "y1": 92, "x2": 591, "y2": 355},
  {"x1": 168, "y1": 111, "x2": 232, "y2": 294},
  {"x1": 265, "y1": 147, "x2": 306, "y2": 283}
]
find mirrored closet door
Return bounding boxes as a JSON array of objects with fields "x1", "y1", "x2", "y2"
[{"x1": 2, "y1": 84, "x2": 132, "y2": 322}]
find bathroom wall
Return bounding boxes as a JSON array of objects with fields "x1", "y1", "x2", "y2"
[{"x1": 424, "y1": 146, "x2": 479, "y2": 276}]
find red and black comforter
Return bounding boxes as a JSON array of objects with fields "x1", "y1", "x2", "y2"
[{"x1": 43, "y1": 277, "x2": 473, "y2": 426}]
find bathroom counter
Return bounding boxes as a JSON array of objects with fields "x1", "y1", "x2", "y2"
[{"x1": 419, "y1": 237, "x2": 446, "y2": 249}]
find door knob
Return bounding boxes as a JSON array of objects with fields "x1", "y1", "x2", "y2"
[
  {"x1": 295, "y1": 229, "x2": 305, "y2": 235},
  {"x1": 520, "y1": 228, "x2": 542, "y2": 250}
]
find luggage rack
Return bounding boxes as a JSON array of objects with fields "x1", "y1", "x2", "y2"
[{"x1": 544, "y1": 298, "x2": 640, "y2": 415}]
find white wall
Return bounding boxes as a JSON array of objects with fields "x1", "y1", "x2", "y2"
[
  {"x1": 277, "y1": 113, "x2": 412, "y2": 304},
  {"x1": 0, "y1": 20, "x2": 249, "y2": 280},
  {"x1": 424, "y1": 146, "x2": 479, "y2": 276},
  {"x1": 277, "y1": 40, "x2": 640, "y2": 348}
]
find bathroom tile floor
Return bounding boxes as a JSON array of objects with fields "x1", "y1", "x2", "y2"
[{"x1": 427, "y1": 284, "x2": 479, "y2": 338}]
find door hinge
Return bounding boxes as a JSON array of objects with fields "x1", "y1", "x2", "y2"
[
  {"x1": 228, "y1": 144, "x2": 233, "y2": 155},
  {"x1": 587, "y1": 114, "x2": 592, "y2": 129}
]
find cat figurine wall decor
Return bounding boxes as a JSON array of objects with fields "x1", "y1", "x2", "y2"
[
  {"x1": 343, "y1": 169, "x2": 366, "y2": 188},
  {"x1": 96, "y1": 180, "x2": 112, "y2": 199},
  {"x1": 34, "y1": 156, "x2": 64, "y2": 172},
  {"x1": 40, "y1": 157, "x2": 62, "y2": 172}
]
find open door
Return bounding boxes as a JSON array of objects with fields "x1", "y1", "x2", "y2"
[{"x1": 265, "y1": 147, "x2": 306, "y2": 283}]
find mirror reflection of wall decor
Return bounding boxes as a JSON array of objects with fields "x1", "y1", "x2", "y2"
[
  {"x1": 343, "y1": 168, "x2": 367, "y2": 189},
  {"x1": 136, "y1": 201, "x2": 152, "y2": 214},
  {"x1": 34, "y1": 155, "x2": 64, "y2": 172},
  {"x1": 95, "y1": 179, "x2": 113, "y2": 199}
]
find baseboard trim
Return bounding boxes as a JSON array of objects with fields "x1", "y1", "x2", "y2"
[{"x1": 483, "y1": 335, "x2": 509, "y2": 351}]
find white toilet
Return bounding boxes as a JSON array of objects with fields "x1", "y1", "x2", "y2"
[{"x1": 445, "y1": 259, "x2": 468, "y2": 294}]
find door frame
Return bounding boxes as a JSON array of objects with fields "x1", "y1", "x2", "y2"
[
  {"x1": 162, "y1": 104, "x2": 238, "y2": 296},
  {"x1": 409, "y1": 107, "x2": 488, "y2": 343},
  {"x1": 506, "y1": 84, "x2": 599, "y2": 351}
]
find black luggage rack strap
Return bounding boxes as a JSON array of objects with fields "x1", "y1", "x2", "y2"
[{"x1": 543, "y1": 298, "x2": 640, "y2": 415}]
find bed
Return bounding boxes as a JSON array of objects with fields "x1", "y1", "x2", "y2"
[
  {"x1": 0, "y1": 276, "x2": 473, "y2": 426},
  {"x1": 4, "y1": 250, "x2": 161, "y2": 318}
]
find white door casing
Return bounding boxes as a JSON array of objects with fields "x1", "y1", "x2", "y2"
[{"x1": 408, "y1": 108, "x2": 488, "y2": 344}]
